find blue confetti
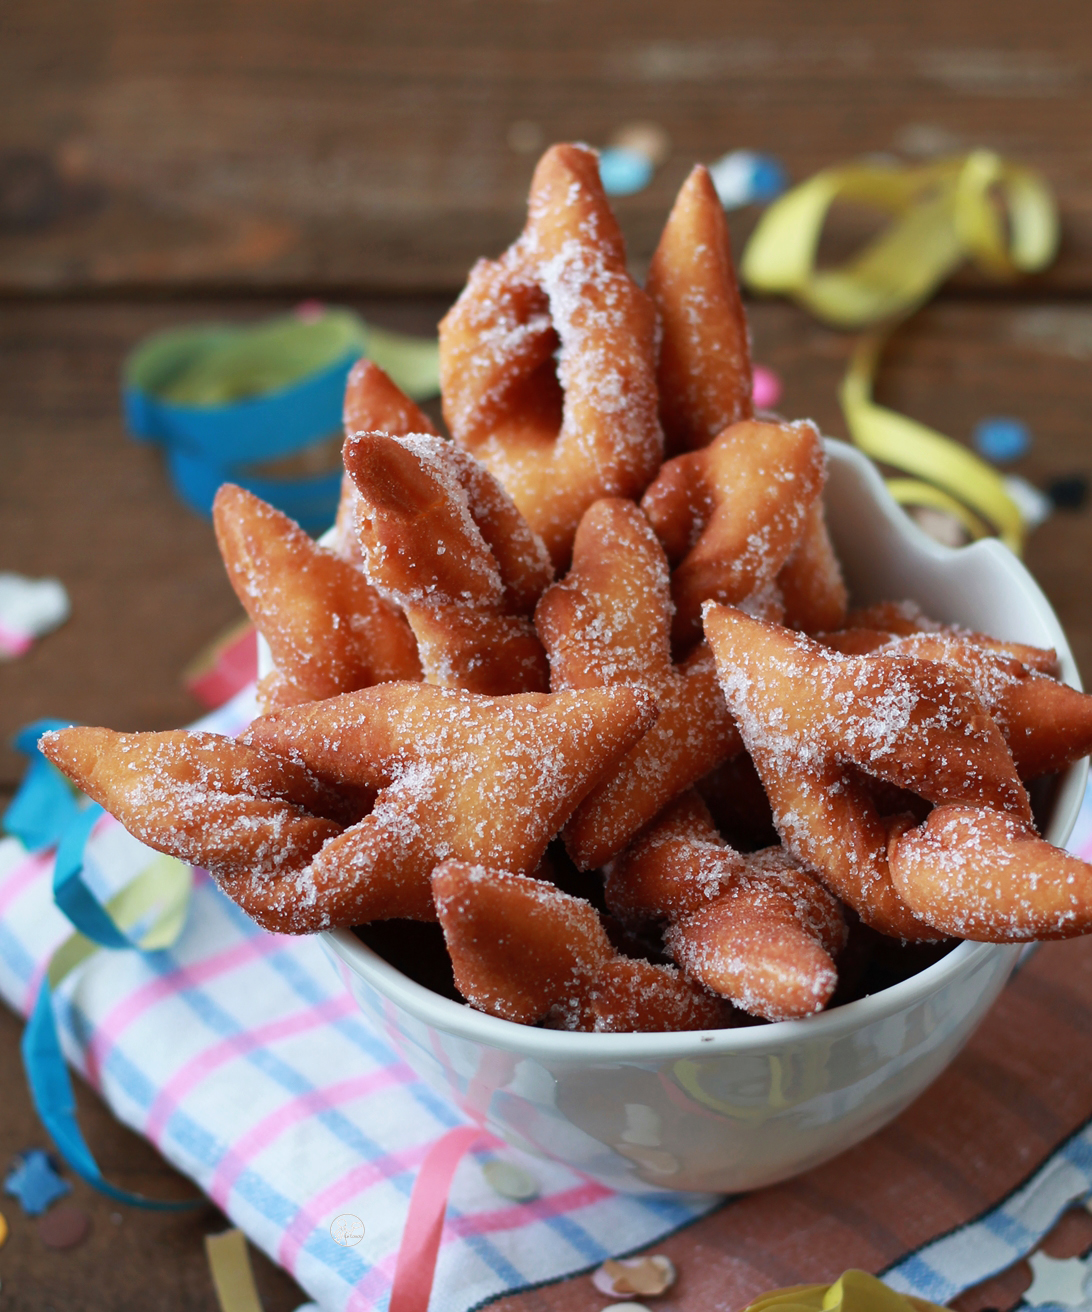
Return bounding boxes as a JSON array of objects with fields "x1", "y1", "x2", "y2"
[
  {"x1": 598, "y1": 146, "x2": 654, "y2": 197},
  {"x1": 973, "y1": 417, "x2": 1031, "y2": 464},
  {"x1": 708, "y1": 150, "x2": 789, "y2": 210},
  {"x1": 4, "y1": 1150, "x2": 71, "y2": 1216}
]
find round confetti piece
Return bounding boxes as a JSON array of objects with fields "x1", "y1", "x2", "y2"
[
  {"x1": 592, "y1": 1254, "x2": 676, "y2": 1297},
  {"x1": 482, "y1": 1159, "x2": 540, "y2": 1201},
  {"x1": 752, "y1": 364, "x2": 782, "y2": 410},
  {"x1": 37, "y1": 1202, "x2": 90, "y2": 1250},
  {"x1": 598, "y1": 147, "x2": 654, "y2": 197},
  {"x1": 973, "y1": 416, "x2": 1031, "y2": 463},
  {"x1": 0, "y1": 1208, "x2": 8, "y2": 1249},
  {"x1": 610, "y1": 122, "x2": 671, "y2": 167},
  {"x1": 1047, "y1": 474, "x2": 1089, "y2": 510}
]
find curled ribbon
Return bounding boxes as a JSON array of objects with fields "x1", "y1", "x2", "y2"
[
  {"x1": 6, "y1": 722, "x2": 201, "y2": 1210},
  {"x1": 741, "y1": 151, "x2": 1059, "y2": 551}
]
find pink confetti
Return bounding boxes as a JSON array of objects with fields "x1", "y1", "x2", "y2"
[{"x1": 752, "y1": 365, "x2": 782, "y2": 411}]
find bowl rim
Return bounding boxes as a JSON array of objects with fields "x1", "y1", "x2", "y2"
[
  {"x1": 324, "y1": 928, "x2": 1025, "y2": 1062},
  {"x1": 317, "y1": 437, "x2": 1088, "y2": 1061}
]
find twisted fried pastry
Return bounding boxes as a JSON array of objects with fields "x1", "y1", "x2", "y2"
[
  {"x1": 439, "y1": 143, "x2": 662, "y2": 569},
  {"x1": 333, "y1": 358, "x2": 440, "y2": 565},
  {"x1": 845, "y1": 601, "x2": 1060, "y2": 674},
  {"x1": 822, "y1": 629, "x2": 1092, "y2": 780},
  {"x1": 432, "y1": 860, "x2": 732, "y2": 1031},
  {"x1": 38, "y1": 727, "x2": 344, "y2": 899},
  {"x1": 344, "y1": 431, "x2": 552, "y2": 693},
  {"x1": 535, "y1": 497, "x2": 741, "y2": 868},
  {"x1": 640, "y1": 418, "x2": 826, "y2": 651},
  {"x1": 605, "y1": 792, "x2": 845, "y2": 1021},
  {"x1": 647, "y1": 164, "x2": 753, "y2": 455},
  {"x1": 213, "y1": 484, "x2": 420, "y2": 712},
  {"x1": 889, "y1": 804, "x2": 1092, "y2": 940},
  {"x1": 241, "y1": 683, "x2": 658, "y2": 923},
  {"x1": 704, "y1": 602, "x2": 1032, "y2": 939}
]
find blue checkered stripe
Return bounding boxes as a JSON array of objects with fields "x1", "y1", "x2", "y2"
[{"x1": 884, "y1": 1117, "x2": 1092, "y2": 1304}]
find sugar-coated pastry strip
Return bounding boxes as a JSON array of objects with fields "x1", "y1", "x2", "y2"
[
  {"x1": 889, "y1": 804, "x2": 1092, "y2": 941},
  {"x1": 439, "y1": 143, "x2": 663, "y2": 569},
  {"x1": 241, "y1": 683, "x2": 658, "y2": 920},
  {"x1": 640, "y1": 419, "x2": 826, "y2": 651},
  {"x1": 647, "y1": 164, "x2": 753, "y2": 456},
  {"x1": 605, "y1": 792, "x2": 845, "y2": 1020},
  {"x1": 703, "y1": 603, "x2": 1031, "y2": 820},
  {"x1": 432, "y1": 860, "x2": 732, "y2": 1031},
  {"x1": 823, "y1": 629, "x2": 1092, "y2": 780},
  {"x1": 213, "y1": 484, "x2": 421, "y2": 708},
  {"x1": 39, "y1": 728, "x2": 343, "y2": 884},
  {"x1": 702, "y1": 602, "x2": 1025, "y2": 939},
  {"x1": 846, "y1": 601, "x2": 1060, "y2": 675},
  {"x1": 333, "y1": 359, "x2": 440, "y2": 565},
  {"x1": 777, "y1": 501, "x2": 848, "y2": 633},
  {"x1": 344, "y1": 431, "x2": 550, "y2": 693},
  {"x1": 536, "y1": 498, "x2": 742, "y2": 869}
]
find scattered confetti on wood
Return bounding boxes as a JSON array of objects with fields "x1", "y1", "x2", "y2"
[
  {"x1": 592, "y1": 1254, "x2": 676, "y2": 1297},
  {"x1": 37, "y1": 1203, "x2": 90, "y2": 1250},
  {"x1": 3, "y1": 1150, "x2": 71, "y2": 1216},
  {"x1": 481, "y1": 1160, "x2": 540, "y2": 1201},
  {"x1": 1023, "y1": 1251, "x2": 1090, "y2": 1307}
]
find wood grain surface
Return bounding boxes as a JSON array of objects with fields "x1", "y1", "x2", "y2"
[
  {"x1": 3, "y1": 0, "x2": 1092, "y2": 293},
  {"x1": 3, "y1": 6, "x2": 1092, "y2": 1309}
]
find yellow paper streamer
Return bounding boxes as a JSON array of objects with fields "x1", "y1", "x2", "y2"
[
  {"x1": 48, "y1": 852, "x2": 193, "y2": 994},
  {"x1": 742, "y1": 1269, "x2": 944, "y2": 1312},
  {"x1": 205, "y1": 1228, "x2": 265, "y2": 1312},
  {"x1": 741, "y1": 152, "x2": 1059, "y2": 552}
]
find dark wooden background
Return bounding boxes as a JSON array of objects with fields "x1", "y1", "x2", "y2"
[{"x1": 2, "y1": 2, "x2": 1091, "y2": 1308}]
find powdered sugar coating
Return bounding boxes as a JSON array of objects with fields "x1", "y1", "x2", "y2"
[{"x1": 439, "y1": 143, "x2": 663, "y2": 569}]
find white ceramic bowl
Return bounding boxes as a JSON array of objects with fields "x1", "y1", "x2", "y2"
[{"x1": 318, "y1": 440, "x2": 1087, "y2": 1195}]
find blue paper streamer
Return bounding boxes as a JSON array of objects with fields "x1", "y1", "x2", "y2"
[
  {"x1": 123, "y1": 345, "x2": 361, "y2": 531},
  {"x1": 22, "y1": 980, "x2": 200, "y2": 1210},
  {"x1": 9, "y1": 720, "x2": 202, "y2": 1210},
  {"x1": 2, "y1": 719, "x2": 79, "y2": 849}
]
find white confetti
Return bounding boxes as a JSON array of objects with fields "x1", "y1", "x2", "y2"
[{"x1": 1023, "y1": 1251, "x2": 1090, "y2": 1307}]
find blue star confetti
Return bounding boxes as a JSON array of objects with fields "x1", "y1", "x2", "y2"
[{"x1": 4, "y1": 1150, "x2": 72, "y2": 1216}]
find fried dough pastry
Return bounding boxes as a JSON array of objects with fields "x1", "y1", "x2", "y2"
[
  {"x1": 604, "y1": 792, "x2": 845, "y2": 1021},
  {"x1": 822, "y1": 629, "x2": 1092, "y2": 780},
  {"x1": 647, "y1": 164, "x2": 753, "y2": 455},
  {"x1": 535, "y1": 497, "x2": 742, "y2": 868},
  {"x1": 213, "y1": 484, "x2": 421, "y2": 711},
  {"x1": 777, "y1": 500, "x2": 849, "y2": 634},
  {"x1": 344, "y1": 430, "x2": 552, "y2": 693},
  {"x1": 241, "y1": 683, "x2": 657, "y2": 923},
  {"x1": 439, "y1": 143, "x2": 662, "y2": 569},
  {"x1": 333, "y1": 358, "x2": 440, "y2": 565},
  {"x1": 889, "y1": 804, "x2": 1092, "y2": 941},
  {"x1": 704, "y1": 602, "x2": 1033, "y2": 939},
  {"x1": 39, "y1": 728, "x2": 344, "y2": 883},
  {"x1": 640, "y1": 418, "x2": 826, "y2": 651},
  {"x1": 432, "y1": 860, "x2": 732, "y2": 1031},
  {"x1": 845, "y1": 601, "x2": 1060, "y2": 674}
]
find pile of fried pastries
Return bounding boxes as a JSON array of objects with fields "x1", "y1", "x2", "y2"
[{"x1": 43, "y1": 144, "x2": 1092, "y2": 1033}]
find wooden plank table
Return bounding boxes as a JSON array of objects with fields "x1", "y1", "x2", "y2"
[{"x1": 2, "y1": 3, "x2": 1092, "y2": 1308}]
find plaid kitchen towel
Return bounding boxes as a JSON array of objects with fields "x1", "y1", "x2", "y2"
[{"x1": 0, "y1": 686, "x2": 720, "y2": 1312}]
